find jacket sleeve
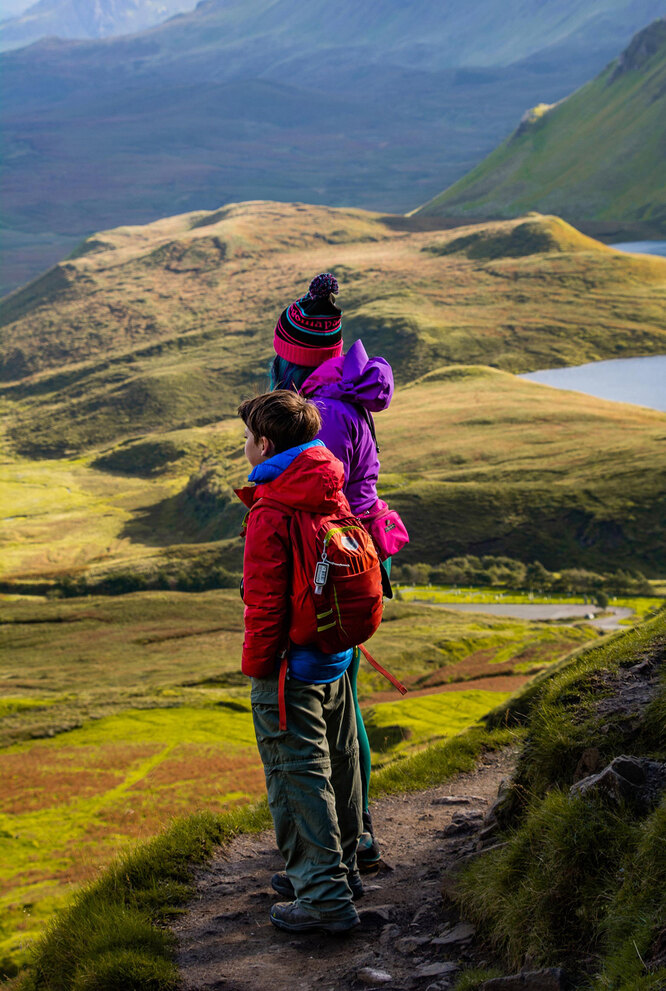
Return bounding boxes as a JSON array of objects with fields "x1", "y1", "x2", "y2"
[{"x1": 241, "y1": 504, "x2": 291, "y2": 678}]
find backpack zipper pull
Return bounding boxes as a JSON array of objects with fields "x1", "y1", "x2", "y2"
[{"x1": 314, "y1": 553, "x2": 330, "y2": 595}]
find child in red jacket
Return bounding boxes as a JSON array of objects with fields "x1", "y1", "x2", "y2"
[{"x1": 236, "y1": 390, "x2": 363, "y2": 935}]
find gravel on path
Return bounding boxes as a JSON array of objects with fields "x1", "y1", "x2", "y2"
[{"x1": 173, "y1": 748, "x2": 518, "y2": 991}]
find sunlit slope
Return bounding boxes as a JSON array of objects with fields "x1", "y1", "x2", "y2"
[
  {"x1": 377, "y1": 365, "x2": 666, "y2": 572},
  {"x1": 1, "y1": 204, "x2": 664, "y2": 456},
  {"x1": 2, "y1": 363, "x2": 665, "y2": 579},
  {"x1": 416, "y1": 20, "x2": 666, "y2": 235}
]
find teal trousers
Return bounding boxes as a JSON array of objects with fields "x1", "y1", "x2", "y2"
[{"x1": 251, "y1": 668, "x2": 362, "y2": 921}]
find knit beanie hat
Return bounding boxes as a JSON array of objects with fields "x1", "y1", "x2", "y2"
[{"x1": 273, "y1": 273, "x2": 343, "y2": 367}]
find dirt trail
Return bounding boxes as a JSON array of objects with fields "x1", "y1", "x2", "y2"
[{"x1": 173, "y1": 747, "x2": 517, "y2": 991}]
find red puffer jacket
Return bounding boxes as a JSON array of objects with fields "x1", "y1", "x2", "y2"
[{"x1": 236, "y1": 443, "x2": 351, "y2": 678}]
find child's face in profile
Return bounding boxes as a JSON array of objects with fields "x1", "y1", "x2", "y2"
[{"x1": 244, "y1": 424, "x2": 272, "y2": 467}]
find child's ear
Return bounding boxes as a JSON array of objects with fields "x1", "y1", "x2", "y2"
[{"x1": 260, "y1": 436, "x2": 275, "y2": 458}]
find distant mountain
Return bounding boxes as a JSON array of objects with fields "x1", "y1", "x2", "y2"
[
  {"x1": 0, "y1": 0, "x2": 196, "y2": 51},
  {"x1": 415, "y1": 20, "x2": 666, "y2": 236},
  {"x1": 1, "y1": 0, "x2": 33, "y2": 15},
  {"x1": 2, "y1": 0, "x2": 665, "y2": 294}
]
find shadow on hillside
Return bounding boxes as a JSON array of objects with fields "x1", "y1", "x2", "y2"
[{"x1": 121, "y1": 490, "x2": 245, "y2": 548}]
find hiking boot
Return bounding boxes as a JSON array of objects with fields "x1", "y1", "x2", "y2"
[
  {"x1": 271, "y1": 871, "x2": 364, "y2": 901},
  {"x1": 357, "y1": 809, "x2": 381, "y2": 874},
  {"x1": 269, "y1": 901, "x2": 360, "y2": 935}
]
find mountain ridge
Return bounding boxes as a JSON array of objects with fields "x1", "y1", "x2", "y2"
[
  {"x1": 415, "y1": 19, "x2": 666, "y2": 234},
  {"x1": 2, "y1": 0, "x2": 664, "y2": 294},
  {"x1": 0, "y1": 0, "x2": 197, "y2": 51}
]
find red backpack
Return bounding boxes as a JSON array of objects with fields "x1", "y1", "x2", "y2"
[
  {"x1": 256, "y1": 499, "x2": 406, "y2": 730},
  {"x1": 288, "y1": 508, "x2": 384, "y2": 652}
]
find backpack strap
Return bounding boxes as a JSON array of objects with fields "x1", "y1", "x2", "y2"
[
  {"x1": 278, "y1": 652, "x2": 289, "y2": 731},
  {"x1": 358, "y1": 406, "x2": 380, "y2": 454},
  {"x1": 359, "y1": 644, "x2": 407, "y2": 695}
]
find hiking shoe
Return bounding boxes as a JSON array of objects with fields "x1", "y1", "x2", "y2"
[
  {"x1": 357, "y1": 832, "x2": 381, "y2": 874},
  {"x1": 357, "y1": 809, "x2": 381, "y2": 873},
  {"x1": 271, "y1": 871, "x2": 364, "y2": 901},
  {"x1": 269, "y1": 901, "x2": 360, "y2": 935}
]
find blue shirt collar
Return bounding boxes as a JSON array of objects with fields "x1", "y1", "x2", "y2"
[{"x1": 248, "y1": 439, "x2": 324, "y2": 484}]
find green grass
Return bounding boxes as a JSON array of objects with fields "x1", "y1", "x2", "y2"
[
  {"x1": 3, "y1": 585, "x2": 556, "y2": 973},
  {"x1": 0, "y1": 592, "x2": 592, "y2": 747},
  {"x1": 454, "y1": 968, "x2": 504, "y2": 991},
  {"x1": 10, "y1": 609, "x2": 663, "y2": 988},
  {"x1": 2, "y1": 206, "x2": 665, "y2": 462},
  {"x1": 400, "y1": 586, "x2": 658, "y2": 612},
  {"x1": 375, "y1": 366, "x2": 666, "y2": 575},
  {"x1": 454, "y1": 610, "x2": 666, "y2": 988},
  {"x1": 0, "y1": 420, "x2": 244, "y2": 582},
  {"x1": 417, "y1": 23, "x2": 666, "y2": 231},
  {"x1": 0, "y1": 704, "x2": 263, "y2": 969},
  {"x1": 363, "y1": 689, "x2": 514, "y2": 763},
  {"x1": 11, "y1": 722, "x2": 519, "y2": 990},
  {"x1": 0, "y1": 690, "x2": 520, "y2": 970},
  {"x1": 12, "y1": 805, "x2": 272, "y2": 990},
  {"x1": 0, "y1": 585, "x2": 602, "y2": 963},
  {"x1": 4, "y1": 351, "x2": 666, "y2": 584}
]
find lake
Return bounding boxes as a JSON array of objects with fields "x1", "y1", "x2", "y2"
[
  {"x1": 519, "y1": 241, "x2": 666, "y2": 410},
  {"x1": 610, "y1": 240, "x2": 666, "y2": 258},
  {"x1": 521, "y1": 355, "x2": 666, "y2": 412},
  {"x1": 432, "y1": 602, "x2": 634, "y2": 630}
]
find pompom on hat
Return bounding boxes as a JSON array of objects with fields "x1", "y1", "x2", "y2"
[
  {"x1": 308, "y1": 272, "x2": 339, "y2": 298},
  {"x1": 273, "y1": 273, "x2": 342, "y2": 367}
]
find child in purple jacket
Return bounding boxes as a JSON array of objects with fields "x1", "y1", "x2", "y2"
[{"x1": 271, "y1": 272, "x2": 394, "y2": 870}]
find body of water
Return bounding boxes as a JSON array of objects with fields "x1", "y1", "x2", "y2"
[
  {"x1": 433, "y1": 602, "x2": 633, "y2": 630},
  {"x1": 519, "y1": 241, "x2": 666, "y2": 411},
  {"x1": 521, "y1": 354, "x2": 666, "y2": 412},
  {"x1": 610, "y1": 240, "x2": 666, "y2": 257}
]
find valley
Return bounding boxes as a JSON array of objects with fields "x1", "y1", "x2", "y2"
[
  {"x1": 1, "y1": 190, "x2": 665, "y2": 988},
  {"x1": 0, "y1": 1, "x2": 665, "y2": 985},
  {"x1": 2, "y1": 1, "x2": 664, "y2": 293}
]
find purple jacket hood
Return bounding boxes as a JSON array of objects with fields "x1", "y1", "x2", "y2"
[{"x1": 301, "y1": 339, "x2": 393, "y2": 412}]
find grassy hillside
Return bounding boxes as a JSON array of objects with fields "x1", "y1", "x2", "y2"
[
  {"x1": 417, "y1": 19, "x2": 666, "y2": 236},
  {"x1": 2, "y1": 359, "x2": 666, "y2": 580},
  {"x1": 378, "y1": 364, "x2": 666, "y2": 573},
  {"x1": 6, "y1": 612, "x2": 663, "y2": 990},
  {"x1": 1, "y1": 205, "x2": 665, "y2": 461},
  {"x1": 455, "y1": 609, "x2": 666, "y2": 989},
  {"x1": 1, "y1": 586, "x2": 591, "y2": 972}
]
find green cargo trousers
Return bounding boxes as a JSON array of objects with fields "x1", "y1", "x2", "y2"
[{"x1": 251, "y1": 667, "x2": 362, "y2": 922}]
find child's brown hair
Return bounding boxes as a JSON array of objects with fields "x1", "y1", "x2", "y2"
[{"x1": 238, "y1": 390, "x2": 322, "y2": 453}]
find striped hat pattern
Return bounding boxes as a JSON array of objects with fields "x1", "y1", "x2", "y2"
[{"x1": 273, "y1": 273, "x2": 343, "y2": 367}]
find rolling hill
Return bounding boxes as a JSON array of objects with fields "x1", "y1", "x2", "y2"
[
  {"x1": 416, "y1": 19, "x2": 666, "y2": 237},
  {"x1": 1, "y1": 204, "x2": 665, "y2": 577},
  {"x1": 3, "y1": 360, "x2": 666, "y2": 581},
  {"x1": 1, "y1": 205, "x2": 665, "y2": 459},
  {"x1": 2, "y1": 0, "x2": 664, "y2": 293}
]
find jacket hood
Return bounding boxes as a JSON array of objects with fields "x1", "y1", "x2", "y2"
[
  {"x1": 301, "y1": 339, "x2": 393, "y2": 412},
  {"x1": 236, "y1": 442, "x2": 346, "y2": 514}
]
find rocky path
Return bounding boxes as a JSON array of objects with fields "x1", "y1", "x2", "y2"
[{"x1": 173, "y1": 748, "x2": 518, "y2": 991}]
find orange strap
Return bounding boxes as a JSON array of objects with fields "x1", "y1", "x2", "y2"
[
  {"x1": 278, "y1": 653, "x2": 289, "y2": 731},
  {"x1": 359, "y1": 644, "x2": 408, "y2": 695}
]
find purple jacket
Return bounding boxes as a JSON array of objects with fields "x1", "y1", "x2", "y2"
[{"x1": 302, "y1": 339, "x2": 394, "y2": 514}]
